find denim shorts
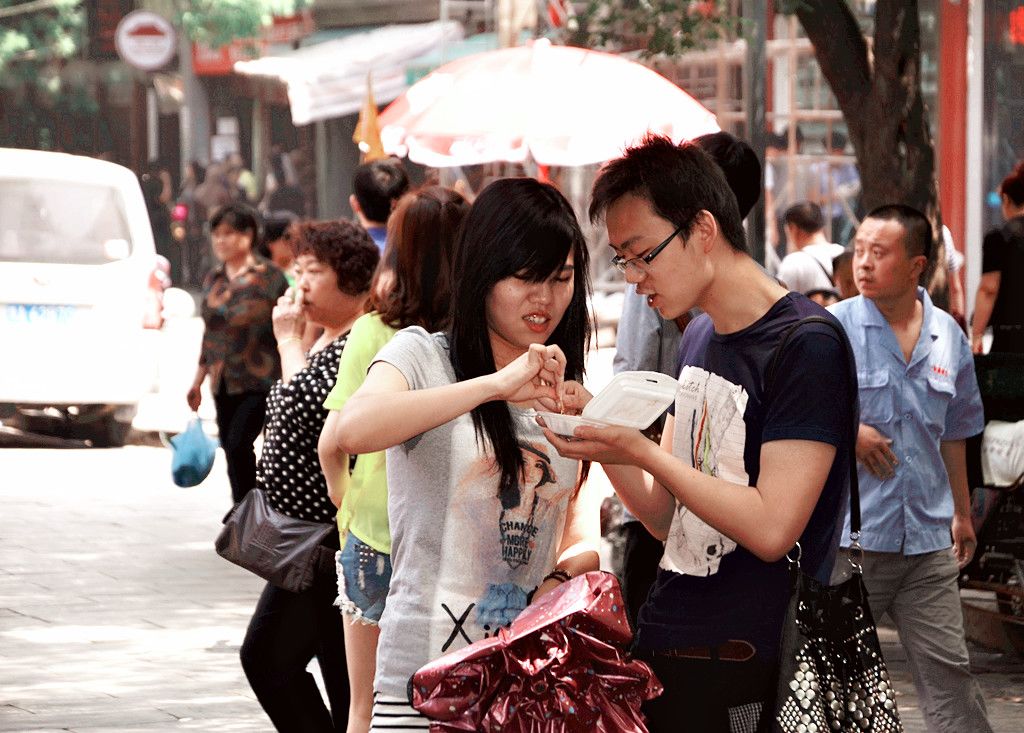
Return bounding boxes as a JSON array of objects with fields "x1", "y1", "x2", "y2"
[{"x1": 335, "y1": 533, "x2": 392, "y2": 625}]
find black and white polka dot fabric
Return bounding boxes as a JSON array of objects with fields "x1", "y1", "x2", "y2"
[{"x1": 256, "y1": 335, "x2": 347, "y2": 523}]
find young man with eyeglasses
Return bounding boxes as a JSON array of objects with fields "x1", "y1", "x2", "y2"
[
  {"x1": 541, "y1": 136, "x2": 857, "y2": 731},
  {"x1": 611, "y1": 131, "x2": 764, "y2": 632}
]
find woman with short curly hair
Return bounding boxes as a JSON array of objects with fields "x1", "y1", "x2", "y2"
[{"x1": 239, "y1": 219, "x2": 380, "y2": 732}]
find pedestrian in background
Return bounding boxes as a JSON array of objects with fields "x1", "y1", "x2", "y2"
[
  {"x1": 228, "y1": 152, "x2": 259, "y2": 204},
  {"x1": 260, "y1": 145, "x2": 304, "y2": 216},
  {"x1": 814, "y1": 131, "x2": 861, "y2": 243},
  {"x1": 349, "y1": 158, "x2": 409, "y2": 253},
  {"x1": 942, "y1": 226, "x2": 967, "y2": 327},
  {"x1": 240, "y1": 220, "x2": 379, "y2": 733},
  {"x1": 177, "y1": 160, "x2": 209, "y2": 288},
  {"x1": 763, "y1": 127, "x2": 804, "y2": 266},
  {"x1": 330, "y1": 178, "x2": 600, "y2": 731},
  {"x1": 194, "y1": 161, "x2": 236, "y2": 216},
  {"x1": 140, "y1": 170, "x2": 178, "y2": 285},
  {"x1": 972, "y1": 162, "x2": 1024, "y2": 354},
  {"x1": 318, "y1": 185, "x2": 469, "y2": 733},
  {"x1": 829, "y1": 205, "x2": 991, "y2": 733},
  {"x1": 260, "y1": 214, "x2": 299, "y2": 283},
  {"x1": 187, "y1": 203, "x2": 288, "y2": 504},
  {"x1": 832, "y1": 248, "x2": 858, "y2": 300},
  {"x1": 775, "y1": 201, "x2": 844, "y2": 296}
]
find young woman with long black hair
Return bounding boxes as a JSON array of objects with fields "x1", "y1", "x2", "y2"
[{"x1": 332, "y1": 178, "x2": 600, "y2": 730}]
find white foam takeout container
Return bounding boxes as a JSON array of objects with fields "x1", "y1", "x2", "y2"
[{"x1": 536, "y1": 371, "x2": 681, "y2": 438}]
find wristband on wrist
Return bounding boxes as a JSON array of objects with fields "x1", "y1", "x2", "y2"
[
  {"x1": 543, "y1": 568, "x2": 572, "y2": 585},
  {"x1": 278, "y1": 336, "x2": 302, "y2": 347}
]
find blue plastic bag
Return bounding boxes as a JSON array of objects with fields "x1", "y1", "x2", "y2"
[{"x1": 170, "y1": 417, "x2": 218, "y2": 487}]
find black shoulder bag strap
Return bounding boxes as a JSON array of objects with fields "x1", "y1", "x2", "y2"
[{"x1": 762, "y1": 315, "x2": 861, "y2": 545}]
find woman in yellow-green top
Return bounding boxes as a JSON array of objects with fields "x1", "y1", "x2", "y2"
[{"x1": 318, "y1": 186, "x2": 468, "y2": 733}]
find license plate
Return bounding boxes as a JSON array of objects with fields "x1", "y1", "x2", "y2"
[{"x1": 5, "y1": 304, "x2": 79, "y2": 325}]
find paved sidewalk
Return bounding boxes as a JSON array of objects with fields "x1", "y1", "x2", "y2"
[
  {"x1": 2, "y1": 444, "x2": 1022, "y2": 732},
  {"x1": 878, "y1": 625, "x2": 1024, "y2": 732},
  {"x1": 1, "y1": 447, "x2": 269, "y2": 732}
]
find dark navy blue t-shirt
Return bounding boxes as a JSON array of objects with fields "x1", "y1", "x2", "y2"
[{"x1": 636, "y1": 293, "x2": 854, "y2": 660}]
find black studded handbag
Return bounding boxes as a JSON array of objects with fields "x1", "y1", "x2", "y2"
[
  {"x1": 762, "y1": 317, "x2": 903, "y2": 733},
  {"x1": 765, "y1": 548, "x2": 903, "y2": 733}
]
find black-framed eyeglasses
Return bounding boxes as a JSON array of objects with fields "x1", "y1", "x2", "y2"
[{"x1": 610, "y1": 222, "x2": 686, "y2": 275}]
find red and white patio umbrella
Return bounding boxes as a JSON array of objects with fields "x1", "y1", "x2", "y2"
[{"x1": 379, "y1": 39, "x2": 719, "y2": 168}]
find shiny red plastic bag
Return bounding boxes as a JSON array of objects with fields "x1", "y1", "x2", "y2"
[{"x1": 411, "y1": 571, "x2": 663, "y2": 732}]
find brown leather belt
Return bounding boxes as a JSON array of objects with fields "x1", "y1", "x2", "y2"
[{"x1": 657, "y1": 639, "x2": 756, "y2": 662}]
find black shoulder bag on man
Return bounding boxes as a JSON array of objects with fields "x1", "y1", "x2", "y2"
[{"x1": 761, "y1": 316, "x2": 903, "y2": 733}]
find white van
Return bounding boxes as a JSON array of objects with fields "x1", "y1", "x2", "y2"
[{"x1": 0, "y1": 149, "x2": 162, "y2": 446}]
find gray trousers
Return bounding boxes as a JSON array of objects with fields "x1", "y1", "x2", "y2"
[{"x1": 832, "y1": 548, "x2": 993, "y2": 733}]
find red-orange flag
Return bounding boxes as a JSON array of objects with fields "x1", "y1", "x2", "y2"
[{"x1": 353, "y1": 72, "x2": 387, "y2": 162}]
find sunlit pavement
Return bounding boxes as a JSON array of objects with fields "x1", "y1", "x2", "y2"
[
  {"x1": 1, "y1": 446, "x2": 269, "y2": 731},
  {"x1": 1, "y1": 321, "x2": 1021, "y2": 731}
]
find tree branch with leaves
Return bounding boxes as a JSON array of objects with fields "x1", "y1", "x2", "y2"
[
  {"x1": 786, "y1": 0, "x2": 945, "y2": 293},
  {"x1": 569, "y1": 0, "x2": 742, "y2": 56},
  {"x1": 175, "y1": 0, "x2": 309, "y2": 49},
  {"x1": 0, "y1": 0, "x2": 82, "y2": 74}
]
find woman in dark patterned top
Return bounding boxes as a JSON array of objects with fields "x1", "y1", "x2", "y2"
[
  {"x1": 187, "y1": 203, "x2": 289, "y2": 503},
  {"x1": 973, "y1": 162, "x2": 1024, "y2": 354},
  {"x1": 240, "y1": 219, "x2": 379, "y2": 732}
]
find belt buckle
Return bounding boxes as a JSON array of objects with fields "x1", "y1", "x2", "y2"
[{"x1": 661, "y1": 640, "x2": 755, "y2": 662}]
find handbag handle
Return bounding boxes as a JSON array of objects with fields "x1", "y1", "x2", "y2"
[{"x1": 763, "y1": 315, "x2": 861, "y2": 543}]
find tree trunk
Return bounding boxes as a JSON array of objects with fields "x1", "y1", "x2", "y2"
[{"x1": 793, "y1": 0, "x2": 947, "y2": 301}]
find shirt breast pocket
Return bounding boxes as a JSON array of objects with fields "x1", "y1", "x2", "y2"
[
  {"x1": 924, "y1": 373, "x2": 955, "y2": 436},
  {"x1": 858, "y1": 369, "x2": 894, "y2": 424}
]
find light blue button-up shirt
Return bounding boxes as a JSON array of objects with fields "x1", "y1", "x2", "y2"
[{"x1": 829, "y1": 288, "x2": 984, "y2": 555}]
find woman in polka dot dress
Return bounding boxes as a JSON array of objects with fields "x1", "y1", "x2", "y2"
[{"x1": 239, "y1": 220, "x2": 379, "y2": 732}]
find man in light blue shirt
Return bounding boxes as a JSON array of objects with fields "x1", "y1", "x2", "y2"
[{"x1": 829, "y1": 204, "x2": 991, "y2": 733}]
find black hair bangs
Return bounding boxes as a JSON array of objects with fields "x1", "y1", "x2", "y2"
[
  {"x1": 210, "y1": 203, "x2": 260, "y2": 240},
  {"x1": 511, "y1": 224, "x2": 577, "y2": 283}
]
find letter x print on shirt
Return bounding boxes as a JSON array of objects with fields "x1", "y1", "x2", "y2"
[{"x1": 441, "y1": 603, "x2": 474, "y2": 652}]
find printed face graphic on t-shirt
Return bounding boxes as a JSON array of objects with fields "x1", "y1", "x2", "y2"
[
  {"x1": 433, "y1": 438, "x2": 573, "y2": 653},
  {"x1": 662, "y1": 366, "x2": 749, "y2": 577},
  {"x1": 499, "y1": 443, "x2": 559, "y2": 570}
]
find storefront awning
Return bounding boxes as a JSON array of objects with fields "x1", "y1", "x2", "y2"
[{"x1": 233, "y1": 21, "x2": 463, "y2": 126}]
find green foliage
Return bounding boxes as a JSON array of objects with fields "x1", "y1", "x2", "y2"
[
  {"x1": 570, "y1": 0, "x2": 744, "y2": 57},
  {"x1": 178, "y1": 0, "x2": 309, "y2": 49},
  {"x1": 0, "y1": 0, "x2": 84, "y2": 74}
]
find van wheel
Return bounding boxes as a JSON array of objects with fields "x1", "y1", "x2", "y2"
[
  {"x1": 10, "y1": 410, "x2": 131, "y2": 447},
  {"x1": 86, "y1": 417, "x2": 132, "y2": 448}
]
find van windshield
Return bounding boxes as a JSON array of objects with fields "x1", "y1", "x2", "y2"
[{"x1": 0, "y1": 179, "x2": 134, "y2": 265}]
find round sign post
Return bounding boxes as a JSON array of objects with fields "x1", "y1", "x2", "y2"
[{"x1": 115, "y1": 10, "x2": 177, "y2": 71}]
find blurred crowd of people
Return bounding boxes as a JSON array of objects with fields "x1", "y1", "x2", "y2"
[{"x1": 138, "y1": 148, "x2": 308, "y2": 291}]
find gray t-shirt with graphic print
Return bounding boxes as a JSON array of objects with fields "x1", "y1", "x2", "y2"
[{"x1": 373, "y1": 326, "x2": 581, "y2": 699}]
